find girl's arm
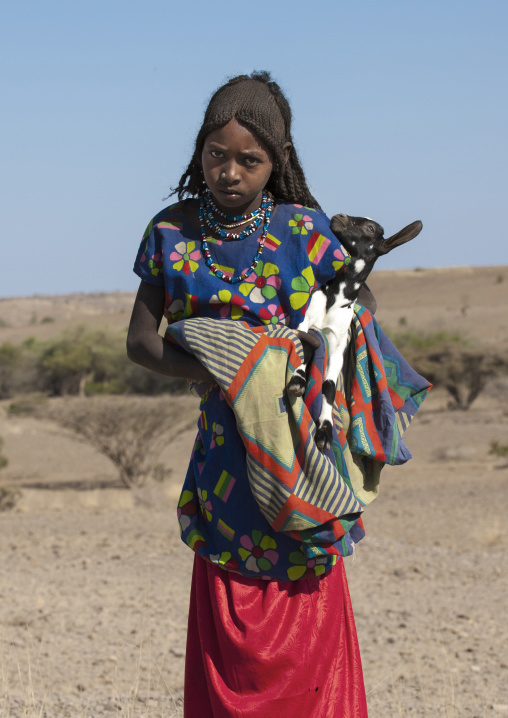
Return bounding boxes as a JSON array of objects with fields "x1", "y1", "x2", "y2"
[
  {"x1": 358, "y1": 284, "x2": 377, "y2": 314},
  {"x1": 126, "y1": 281, "x2": 216, "y2": 384}
]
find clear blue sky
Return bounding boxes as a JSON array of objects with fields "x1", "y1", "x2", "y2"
[{"x1": 1, "y1": 0, "x2": 507, "y2": 297}]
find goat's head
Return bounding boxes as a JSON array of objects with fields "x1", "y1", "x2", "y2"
[{"x1": 330, "y1": 214, "x2": 422, "y2": 261}]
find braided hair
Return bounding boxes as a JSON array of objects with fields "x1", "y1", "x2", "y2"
[{"x1": 173, "y1": 72, "x2": 321, "y2": 210}]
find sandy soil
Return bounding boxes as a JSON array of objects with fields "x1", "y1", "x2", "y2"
[{"x1": 1, "y1": 268, "x2": 507, "y2": 717}]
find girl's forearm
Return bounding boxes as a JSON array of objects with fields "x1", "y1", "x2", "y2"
[
  {"x1": 127, "y1": 281, "x2": 216, "y2": 384},
  {"x1": 127, "y1": 331, "x2": 215, "y2": 383}
]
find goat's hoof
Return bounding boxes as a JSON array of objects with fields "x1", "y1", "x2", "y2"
[
  {"x1": 287, "y1": 376, "x2": 306, "y2": 397},
  {"x1": 315, "y1": 423, "x2": 333, "y2": 452}
]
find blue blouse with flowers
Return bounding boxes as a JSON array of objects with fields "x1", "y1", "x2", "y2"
[{"x1": 133, "y1": 200, "x2": 350, "y2": 581}]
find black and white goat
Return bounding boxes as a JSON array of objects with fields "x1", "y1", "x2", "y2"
[{"x1": 288, "y1": 213, "x2": 423, "y2": 450}]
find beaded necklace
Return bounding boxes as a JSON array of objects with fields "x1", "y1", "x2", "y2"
[
  {"x1": 202, "y1": 191, "x2": 269, "y2": 241},
  {"x1": 198, "y1": 193, "x2": 274, "y2": 284},
  {"x1": 204, "y1": 190, "x2": 262, "y2": 222}
]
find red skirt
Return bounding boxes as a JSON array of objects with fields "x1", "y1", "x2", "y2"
[{"x1": 184, "y1": 556, "x2": 368, "y2": 717}]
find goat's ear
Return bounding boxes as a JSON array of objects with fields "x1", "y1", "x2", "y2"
[{"x1": 380, "y1": 220, "x2": 423, "y2": 254}]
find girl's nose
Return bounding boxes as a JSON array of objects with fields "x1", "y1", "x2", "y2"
[{"x1": 220, "y1": 161, "x2": 240, "y2": 184}]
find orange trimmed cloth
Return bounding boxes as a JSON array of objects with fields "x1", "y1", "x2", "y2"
[{"x1": 184, "y1": 555, "x2": 368, "y2": 717}]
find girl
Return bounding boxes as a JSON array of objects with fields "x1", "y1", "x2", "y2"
[{"x1": 127, "y1": 72, "x2": 369, "y2": 717}]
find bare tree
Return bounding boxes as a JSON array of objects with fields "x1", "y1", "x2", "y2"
[
  {"x1": 29, "y1": 396, "x2": 196, "y2": 488},
  {"x1": 394, "y1": 331, "x2": 508, "y2": 410}
]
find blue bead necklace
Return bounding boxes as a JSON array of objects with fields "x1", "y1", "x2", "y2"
[
  {"x1": 203, "y1": 189, "x2": 263, "y2": 223},
  {"x1": 198, "y1": 193, "x2": 274, "y2": 284},
  {"x1": 202, "y1": 192, "x2": 269, "y2": 241}
]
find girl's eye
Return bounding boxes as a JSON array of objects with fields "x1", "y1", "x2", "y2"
[
  {"x1": 244, "y1": 156, "x2": 260, "y2": 166},
  {"x1": 210, "y1": 150, "x2": 224, "y2": 159}
]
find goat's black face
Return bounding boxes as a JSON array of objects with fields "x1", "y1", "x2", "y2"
[
  {"x1": 330, "y1": 214, "x2": 422, "y2": 259},
  {"x1": 330, "y1": 214, "x2": 385, "y2": 259}
]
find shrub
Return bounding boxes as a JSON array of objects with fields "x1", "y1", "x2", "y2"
[
  {"x1": 36, "y1": 327, "x2": 187, "y2": 397},
  {"x1": 490, "y1": 440, "x2": 508, "y2": 458},
  {"x1": 0, "y1": 436, "x2": 7, "y2": 470},
  {"x1": 0, "y1": 343, "x2": 23, "y2": 399},
  {"x1": 36, "y1": 326, "x2": 116, "y2": 396},
  {"x1": 0, "y1": 328, "x2": 188, "y2": 398},
  {"x1": 27, "y1": 396, "x2": 190, "y2": 488},
  {"x1": 152, "y1": 463, "x2": 173, "y2": 483},
  {"x1": 392, "y1": 330, "x2": 508, "y2": 410},
  {"x1": 8, "y1": 395, "x2": 48, "y2": 416},
  {"x1": 0, "y1": 487, "x2": 20, "y2": 512}
]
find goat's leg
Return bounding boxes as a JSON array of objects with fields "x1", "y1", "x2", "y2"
[
  {"x1": 287, "y1": 315, "x2": 310, "y2": 396},
  {"x1": 314, "y1": 305, "x2": 354, "y2": 450},
  {"x1": 287, "y1": 291, "x2": 327, "y2": 397}
]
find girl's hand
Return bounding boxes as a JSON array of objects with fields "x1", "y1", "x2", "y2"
[{"x1": 296, "y1": 330, "x2": 320, "y2": 364}]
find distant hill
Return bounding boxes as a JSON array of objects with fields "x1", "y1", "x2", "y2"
[{"x1": 0, "y1": 266, "x2": 506, "y2": 350}]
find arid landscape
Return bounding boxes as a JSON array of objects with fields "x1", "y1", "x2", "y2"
[{"x1": 1, "y1": 266, "x2": 507, "y2": 717}]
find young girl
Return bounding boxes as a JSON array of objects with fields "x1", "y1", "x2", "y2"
[{"x1": 127, "y1": 72, "x2": 370, "y2": 717}]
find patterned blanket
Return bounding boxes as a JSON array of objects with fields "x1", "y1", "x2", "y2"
[{"x1": 166, "y1": 307, "x2": 431, "y2": 554}]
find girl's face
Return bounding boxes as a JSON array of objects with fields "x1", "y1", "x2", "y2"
[{"x1": 201, "y1": 118, "x2": 274, "y2": 216}]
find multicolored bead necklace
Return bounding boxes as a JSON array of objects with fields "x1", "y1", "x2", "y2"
[
  {"x1": 198, "y1": 193, "x2": 274, "y2": 284},
  {"x1": 202, "y1": 191, "x2": 269, "y2": 241},
  {"x1": 204, "y1": 190, "x2": 263, "y2": 222}
]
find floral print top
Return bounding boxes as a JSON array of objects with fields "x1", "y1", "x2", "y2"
[{"x1": 133, "y1": 201, "x2": 349, "y2": 581}]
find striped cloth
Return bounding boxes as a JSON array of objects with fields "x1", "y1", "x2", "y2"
[{"x1": 166, "y1": 307, "x2": 431, "y2": 553}]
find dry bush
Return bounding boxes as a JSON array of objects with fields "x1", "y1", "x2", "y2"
[
  {"x1": 421, "y1": 348, "x2": 505, "y2": 410},
  {"x1": 26, "y1": 396, "x2": 189, "y2": 488},
  {"x1": 393, "y1": 331, "x2": 508, "y2": 410},
  {"x1": 0, "y1": 487, "x2": 21, "y2": 511},
  {"x1": 0, "y1": 436, "x2": 7, "y2": 470},
  {"x1": 0, "y1": 434, "x2": 20, "y2": 512}
]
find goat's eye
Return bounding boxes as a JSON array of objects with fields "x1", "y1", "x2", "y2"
[{"x1": 367, "y1": 225, "x2": 375, "y2": 233}]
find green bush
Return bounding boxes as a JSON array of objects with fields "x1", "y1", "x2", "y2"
[
  {"x1": 0, "y1": 328, "x2": 187, "y2": 398},
  {"x1": 490, "y1": 440, "x2": 508, "y2": 458},
  {"x1": 0, "y1": 343, "x2": 23, "y2": 399},
  {"x1": 37, "y1": 326, "x2": 129, "y2": 396},
  {"x1": 84, "y1": 379, "x2": 127, "y2": 396},
  {"x1": 8, "y1": 395, "x2": 48, "y2": 416},
  {"x1": 391, "y1": 329, "x2": 466, "y2": 351}
]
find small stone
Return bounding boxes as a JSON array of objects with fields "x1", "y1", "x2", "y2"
[{"x1": 471, "y1": 664, "x2": 481, "y2": 672}]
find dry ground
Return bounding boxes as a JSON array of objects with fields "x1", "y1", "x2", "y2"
[{"x1": 0, "y1": 267, "x2": 507, "y2": 717}]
